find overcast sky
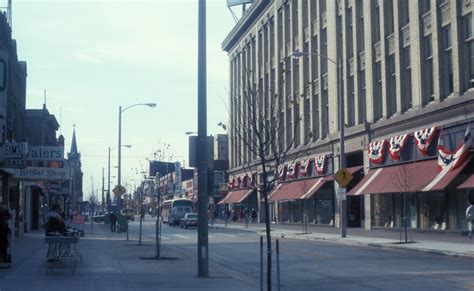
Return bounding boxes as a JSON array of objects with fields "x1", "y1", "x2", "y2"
[{"x1": 12, "y1": 0, "x2": 237, "y2": 199}]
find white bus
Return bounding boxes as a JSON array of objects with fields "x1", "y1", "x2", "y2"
[{"x1": 161, "y1": 198, "x2": 193, "y2": 226}]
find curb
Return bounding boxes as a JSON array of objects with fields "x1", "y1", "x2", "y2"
[{"x1": 210, "y1": 224, "x2": 474, "y2": 260}]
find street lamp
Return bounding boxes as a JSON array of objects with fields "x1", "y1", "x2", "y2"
[
  {"x1": 292, "y1": 50, "x2": 346, "y2": 238},
  {"x1": 118, "y1": 103, "x2": 156, "y2": 191},
  {"x1": 118, "y1": 102, "x2": 156, "y2": 241},
  {"x1": 107, "y1": 145, "x2": 132, "y2": 211}
]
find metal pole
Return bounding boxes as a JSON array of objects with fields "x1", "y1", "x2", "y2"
[
  {"x1": 107, "y1": 147, "x2": 111, "y2": 211},
  {"x1": 118, "y1": 106, "x2": 122, "y2": 192},
  {"x1": 101, "y1": 168, "x2": 105, "y2": 212},
  {"x1": 276, "y1": 239, "x2": 281, "y2": 291},
  {"x1": 139, "y1": 189, "x2": 143, "y2": 246},
  {"x1": 197, "y1": 0, "x2": 209, "y2": 277},
  {"x1": 260, "y1": 236, "x2": 263, "y2": 291},
  {"x1": 338, "y1": 59, "x2": 347, "y2": 238}
]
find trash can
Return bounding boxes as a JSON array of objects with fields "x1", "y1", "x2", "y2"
[{"x1": 117, "y1": 215, "x2": 127, "y2": 233}]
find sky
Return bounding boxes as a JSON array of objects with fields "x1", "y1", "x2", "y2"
[{"x1": 11, "y1": 0, "x2": 238, "y2": 199}]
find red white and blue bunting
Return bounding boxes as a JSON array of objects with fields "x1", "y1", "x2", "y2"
[
  {"x1": 388, "y1": 134, "x2": 409, "y2": 160},
  {"x1": 277, "y1": 164, "x2": 286, "y2": 181},
  {"x1": 368, "y1": 140, "x2": 386, "y2": 164},
  {"x1": 314, "y1": 155, "x2": 326, "y2": 175},
  {"x1": 287, "y1": 162, "x2": 297, "y2": 179},
  {"x1": 228, "y1": 177, "x2": 238, "y2": 189},
  {"x1": 414, "y1": 127, "x2": 438, "y2": 155},
  {"x1": 437, "y1": 126, "x2": 472, "y2": 172},
  {"x1": 300, "y1": 158, "x2": 311, "y2": 176}
]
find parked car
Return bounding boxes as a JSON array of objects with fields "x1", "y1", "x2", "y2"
[
  {"x1": 120, "y1": 209, "x2": 135, "y2": 221},
  {"x1": 180, "y1": 213, "x2": 198, "y2": 229}
]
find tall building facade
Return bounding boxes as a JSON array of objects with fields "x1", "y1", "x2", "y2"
[{"x1": 223, "y1": 0, "x2": 473, "y2": 231}]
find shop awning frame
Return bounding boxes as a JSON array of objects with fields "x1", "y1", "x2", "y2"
[{"x1": 269, "y1": 177, "x2": 327, "y2": 201}]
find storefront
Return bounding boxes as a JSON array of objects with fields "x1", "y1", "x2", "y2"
[{"x1": 348, "y1": 124, "x2": 473, "y2": 231}]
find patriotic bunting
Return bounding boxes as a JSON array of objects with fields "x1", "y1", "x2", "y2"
[
  {"x1": 314, "y1": 155, "x2": 326, "y2": 175},
  {"x1": 414, "y1": 127, "x2": 437, "y2": 155},
  {"x1": 228, "y1": 177, "x2": 238, "y2": 189},
  {"x1": 437, "y1": 126, "x2": 472, "y2": 172},
  {"x1": 277, "y1": 164, "x2": 286, "y2": 181},
  {"x1": 388, "y1": 134, "x2": 409, "y2": 160},
  {"x1": 300, "y1": 158, "x2": 311, "y2": 176},
  {"x1": 287, "y1": 162, "x2": 297, "y2": 179},
  {"x1": 368, "y1": 140, "x2": 386, "y2": 164}
]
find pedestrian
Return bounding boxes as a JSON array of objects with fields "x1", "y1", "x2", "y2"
[
  {"x1": 0, "y1": 206, "x2": 12, "y2": 265},
  {"x1": 251, "y1": 208, "x2": 257, "y2": 223},
  {"x1": 238, "y1": 209, "x2": 244, "y2": 223},
  {"x1": 466, "y1": 201, "x2": 474, "y2": 239},
  {"x1": 110, "y1": 212, "x2": 117, "y2": 233}
]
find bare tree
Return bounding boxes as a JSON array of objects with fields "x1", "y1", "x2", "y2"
[
  {"x1": 391, "y1": 161, "x2": 416, "y2": 243},
  {"x1": 229, "y1": 61, "x2": 312, "y2": 290}
]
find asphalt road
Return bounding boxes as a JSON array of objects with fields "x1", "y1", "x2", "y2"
[{"x1": 128, "y1": 217, "x2": 474, "y2": 291}]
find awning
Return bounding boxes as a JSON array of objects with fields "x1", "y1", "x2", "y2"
[
  {"x1": 422, "y1": 156, "x2": 472, "y2": 192},
  {"x1": 348, "y1": 157, "x2": 472, "y2": 195},
  {"x1": 269, "y1": 177, "x2": 326, "y2": 201},
  {"x1": 458, "y1": 174, "x2": 474, "y2": 190},
  {"x1": 323, "y1": 166, "x2": 364, "y2": 181},
  {"x1": 217, "y1": 189, "x2": 253, "y2": 205}
]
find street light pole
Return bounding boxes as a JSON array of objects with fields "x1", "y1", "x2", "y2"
[
  {"x1": 107, "y1": 147, "x2": 111, "y2": 211},
  {"x1": 337, "y1": 59, "x2": 347, "y2": 238},
  {"x1": 197, "y1": 0, "x2": 209, "y2": 277},
  {"x1": 292, "y1": 50, "x2": 346, "y2": 238}
]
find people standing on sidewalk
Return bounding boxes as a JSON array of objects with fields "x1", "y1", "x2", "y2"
[
  {"x1": 110, "y1": 212, "x2": 117, "y2": 232},
  {"x1": 466, "y1": 201, "x2": 474, "y2": 239},
  {"x1": 0, "y1": 205, "x2": 12, "y2": 265}
]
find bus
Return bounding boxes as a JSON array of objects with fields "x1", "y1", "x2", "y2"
[{"x1": 161, "y1": 198, "x2": 193, "y2": 226}]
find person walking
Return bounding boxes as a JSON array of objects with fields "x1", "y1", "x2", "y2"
[
  {"x1": 251, "y1": 208, "x2": 257, "y2": 223},
  {"x1": 466, "y1": 201, "x2": 474, "y2": 239},
  {"x1": 110, "y1": 212, "x2": 117, "y2": 233}
]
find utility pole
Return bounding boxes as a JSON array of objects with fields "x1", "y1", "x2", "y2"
[
  {"x1": 102, "y1": 168, "x2": 105, "y2": 212},
  {"x1": 197, "y1": 0, "x2": 209, "y2": 277}
]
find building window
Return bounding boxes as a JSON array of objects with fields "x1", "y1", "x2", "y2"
[
  {"x1": 387, "y1": 54, "x2": 396, "y2": 116},
  {"x1": 373, "y1": 3, "x2": 381, "y2": 42},
  {"x1": 348, "y1": 76, "x2": 355, "y2": 126},
  {"x1": 464, "y1": 14, "x2": 474, "y2": 89},
  {"x1": 312, "y1": 92, "x2": 320, "y2": 141},
  {"x1": 399, "y1": 0, "x2": 409, "y2": 26},
  {"x1": 385, "y1": 0, "x2": 394, "y2": 34},
  {"x1": 402, "y1": 47, "x2": 412, "y2": 111},
  {"x1": 358, "y1": 70, "x2": 366, "y2": 124},
  {"x1": 442, "y1": 25, "x2": 453, "y2": 96},
  {"x1": 374, "y1": 62, "x2": 383, "y2": 120},
  {"x1": 423, "y1": 35, "x2": 434, "y2": 104},
  {"x1": 420, "y1": 0, "x2": 430, "y2": 15}
]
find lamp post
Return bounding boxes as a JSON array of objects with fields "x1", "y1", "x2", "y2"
[
  {"x1": 292, "y1": 50, "x2": 346, "y2": 238},
  {"x1": 197, "y1": 0, "x2": 209, "y2": 277},
  {"x1": 118, "y1": 102, "x2": 156, "y2": 241},
  {"x1": 107, "y1": 145, "x2": 131, "y2": 211}
]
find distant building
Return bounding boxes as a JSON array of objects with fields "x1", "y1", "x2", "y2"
[{"x1": 67, "y1": 128, "x2": 83, "y2": 211}]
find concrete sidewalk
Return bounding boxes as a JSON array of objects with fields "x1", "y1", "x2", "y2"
[
  {"x1": 210, "y1": 221, "x2": 474, "y2": 259},
  {"x1": 0, "y1": 224, "x2": 257, "y2": 291}
]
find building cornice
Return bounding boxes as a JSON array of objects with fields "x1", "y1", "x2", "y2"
[{"x1": 222, "y1": 0, "x2": 271, "y2": 52}]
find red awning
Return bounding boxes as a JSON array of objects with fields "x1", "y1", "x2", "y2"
[
  {"x1": 348, "y1": 157, "x2": 472, "y2": 195},
  {"x1": 458, "y1": 174, "x2": 474, "y2": 190},
  {"x1": 323, "y1": 166, "x2": 364, "y2": 181},
  {"x1": 421, "y1": 156, "x2": 472, "y2": 192},
  {"x1": 269, "y1": 177, "x2": 326, "y2": 201},
  {"x1": 217, "y1": 189, "x2": 253, "y2": 205}
]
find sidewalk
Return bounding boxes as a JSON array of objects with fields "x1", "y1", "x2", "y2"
[
  {"x1": 0, "y1": 223, "x2": 257, "y2": 291},
  {"x1": 210, "y1": 221, "x2": 474, "y2": 259}
]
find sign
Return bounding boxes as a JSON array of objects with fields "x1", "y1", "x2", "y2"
[
  {"x1": 209, "y1": 197, "x2": 214, "y2": 205},
  {"x1": 72, "y1": 215, "x2": 85, "y2": 224},
  {"x1": 113, "y1": 185, "x2": 126, "y2": 197},
  {"x1": 1, "y1": 159, "x2": 26, "y2": 168},
  {"x1": 227, "y1": 0, "x2": 253, "y2": 7},
  {"x1": 28, "y1": 146, "x2": 64, "y2": 161},
  {"x1": 334, "y1": 168, "x2": 353, "y2": 188},
  {"x1": 337, "y1": 188, "x2": 347, "y2": 201},
  {"x1": 11, "y1": 167, "x2": 70, "y2": 181}
]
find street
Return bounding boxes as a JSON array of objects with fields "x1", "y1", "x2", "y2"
[{"x1": 130, "y1": 218, "x2": 474, "y2": 290}]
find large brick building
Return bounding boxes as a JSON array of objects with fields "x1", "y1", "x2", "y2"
[{"x1": 223, "y1": 0, "x2": 473, "y2": 231}]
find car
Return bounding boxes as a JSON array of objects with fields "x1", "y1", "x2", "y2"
[
  {"x1": 120, "y1": 209, "x2": 135, "y2": 221},
  {"x1": 180, "y1": 213, "x2": 198, "y2": 229}
]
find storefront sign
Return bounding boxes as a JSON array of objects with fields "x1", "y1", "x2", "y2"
[
  {"x1": 12, "y1": 167, "x2": 70, "y2": 181},
  {"x1": 1, "y1": 142, "x2": 28, "y2": 168},
  {"x1": 28, "y1": 146, "x2": 64, "y2": 161}
]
